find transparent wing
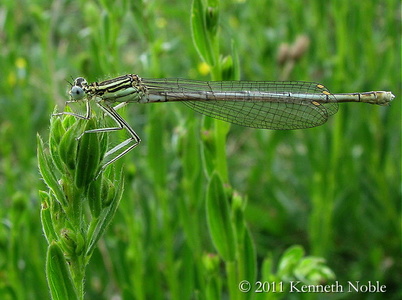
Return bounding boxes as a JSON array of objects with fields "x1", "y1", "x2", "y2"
[{"x1": 142, "y1": 79, "x2": 339, "y2": 129}]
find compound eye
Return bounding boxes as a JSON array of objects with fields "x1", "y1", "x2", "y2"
[{"x1": 70, "y1": 85, "x2": 85, "y2": 100}]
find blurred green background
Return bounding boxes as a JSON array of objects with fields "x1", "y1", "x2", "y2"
[{"x1": 0, "y1": 0, "x2": 400, "y2": 299}]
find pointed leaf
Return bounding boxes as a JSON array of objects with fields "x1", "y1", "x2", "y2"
[
  {"x1": 46, "y1": 243, "x2": 79, "y2": 300},
  {"x1": 206, "y1": 172, "x2": 236, "y2": 261},
  {"x1": 191, "y1": 0, "x2": 216, "y2": 65},
  {"x1": 37, "y1": 134, "x2": 67, "y2": 206},
  {"x1": 40, "y1": 191, "x2": 58, "y2": 243}
]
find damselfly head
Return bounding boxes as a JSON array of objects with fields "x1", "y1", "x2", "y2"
[{"x1": 69, "y1": 77, "x2": 88, "y2": 100}]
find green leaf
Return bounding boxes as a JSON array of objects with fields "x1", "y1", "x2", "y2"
[
  {"x1": 86, "y1": 170, "x2": 124, "y2": 256},
  {"x1": 294, "y1": 256, "x2": 336, "y2": 284},
  {"x1": 205, "y1": 275, "x2": 221, "y2": 300},
  {"x1": 191, "y1": 0, "x2": 216, "y2": 65},
  {"x1": 212, "y1": 119, "x2": 230, "y2": 182},
  {"x1": 221, "y1": 40, "x2": 240, "y2": 81},
  {"x1": 87, "y1": 176, "x2": 102, "y2": 218},
  {"x1": 49, "y1": 116, "x2": 66, "y2": 172},
  {"x1": 200, "y1": 123, "x2": 215, "y2": 179},
  {"x1": 46, "y1": 242, "x2": 79, "y2": 300},
  {"x1": 59, "y1": 228, "x2": 86, "y2": 258},
  {"x1": 37, "y1": 134, "x2": 67, "y2": 206},
  {"x1": 101, "y1": 176, "x2": 116, "y2": 208},
  {"x1": 230, "y1": 39, "x2": 240, "y2": 80},
  {"x1": 202, "y1": 253, "x2": 222, "y2": 300},
  {"x1": 58, "y1": 121, "x2": 81, "y2": 172},
  {"x1": 239, "y1": 227, "x2": 256, "y2": 283},
  {"x1": 75, "y1": 119, "x2": 102, "y2": 189},
  {"x1": 205, "y1": 0, "x2": 219, "y2": 36},
  {"x1": 231, "y1": 192, "x2": 246, "y2": 239},
  {"x1": 48, "y1": 193, "x2": 67, "y2": 234},
  {"x1": 40, "y1": 191, "x2": 58, "y2": 243},
  {"x1": 261, "y1": 253, "x2": 278, "y2": 283},
  {"x1": 277, "y1": 245, "x2": 305, "y2": 279},
  {"x1": 206, "y1": 172, "x2": 236, "y2": 261}
]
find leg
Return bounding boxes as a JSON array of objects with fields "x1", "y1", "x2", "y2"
[
  {"x1": 113, "y1": 101, "x2": 129, "y2": 111},
  {"x1": 53, "y1": 99, "x2": 92, "y2": 120},
  {"x1": 56, "y1": 99, "x2": 140, "y2": 172},
  {"x1": 88, "y1": 102, "x2": 141, "y2": 171}
]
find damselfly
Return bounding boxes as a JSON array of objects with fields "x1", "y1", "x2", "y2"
[{"x1": 60, "y1": 74, "x2": 395, "y2": 170}]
